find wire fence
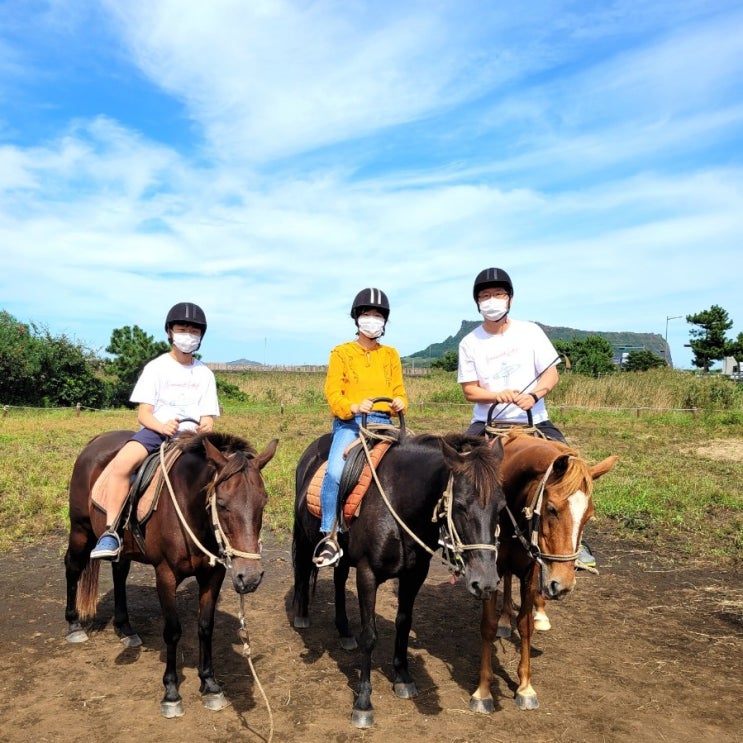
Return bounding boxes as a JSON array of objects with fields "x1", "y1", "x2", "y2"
[{"x1": 0, "y1": 401, "x2": 717, "y2": 419}]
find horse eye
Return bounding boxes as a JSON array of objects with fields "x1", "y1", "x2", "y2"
[
  {"x1": 216, "y1": 500, "x2": 228, "y2": 512},
  {"x1": 546, "y1": 503, "x2": 558, "y2": 518}
]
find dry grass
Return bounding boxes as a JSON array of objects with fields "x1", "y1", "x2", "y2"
[{"x1": 1, "y1": 369, "x2": 741, "y2": 559}]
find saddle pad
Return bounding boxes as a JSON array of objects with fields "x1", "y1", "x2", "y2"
[
  {"x1": 90, "y1": 445, "x2": 183, "y2": 523},
  {"x1": 136, "y1": 446, "x2": 183, "y2": 522},
  {"x1": 306, "y1": 441, "x2": 392, "y2": 524}
]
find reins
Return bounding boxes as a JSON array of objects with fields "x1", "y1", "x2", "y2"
[{"x1": 357, "y1": 424, "x2": 497, "y2": 576}]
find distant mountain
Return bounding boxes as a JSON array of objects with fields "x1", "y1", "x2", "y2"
[
  {"x1": 225, "y1": 358, "x2": 264, "y2": 366},
  {"x1": 405, "y1": 321, "x2": 668, "y2": 363}
]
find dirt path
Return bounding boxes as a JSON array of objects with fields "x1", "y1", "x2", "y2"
[{"x1": 0, "y1": 529, "x2": 740, "y2": 743}]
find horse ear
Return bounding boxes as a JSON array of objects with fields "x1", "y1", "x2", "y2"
[
  {"x1": 552, "y1": 454, "x2": 570, "y2": 477},
  {"x1": 255, "y1": 439, "x2": 279, "y2": 470},
  {"x1": 202, "y1": 436, "x2": 228, "y2": 465},
  {"x1": 488, "y1": 436, "x2": 505, "y2": 462},
  {"x1": 439, "y1": 437, "x2": 466, "y2": 471},
  {"x1": 590, "y1": 455, "x2": 618, "y2": 480}
]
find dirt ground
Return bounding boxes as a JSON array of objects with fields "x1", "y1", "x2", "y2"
[{"x1": 0, "y1": 528, "x2": 740, "y2": 743}]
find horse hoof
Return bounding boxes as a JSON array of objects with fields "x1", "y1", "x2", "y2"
[
  {"x1": 393, "y1": 681, "x2": 418, "y2": 699},
  {"x1": 339, "y1": 635, "x2": 358, "y2": 651},
  {"x1": 351, "y1": 708, "x2": 374, "y2": 728},
  {"x1": 534, "y1": 617, "x2": 551, "y2": 632},
  {"x1": 293, "y1": 616, "x2": 310, "y2": 629},
  {"x1": 161, "y1": 700, "x2": 185, "y2": 718},
  {"x1": 469, "y1": 696, "x2": 495, "y2": 714},
  {"x1": 515, "y1": 693, "x2": 539, "y2": 710},
  {"x1": 120, "y1": 633, "x2": 143, "y2": 648},
  {"x1": 66, "y1": 629, "x2": 89, "y2": 644},
  {"x1": 496, "y1": 625, "x2": 512, "y2": 639},
  {"x1": 202, "y1": 692, "x2": 229, "y2": 711}
]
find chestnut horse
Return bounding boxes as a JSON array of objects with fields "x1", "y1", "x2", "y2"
[
  {"x1": 293, "y1": 431, "x2": 506, "y2": 728},
  {"x1": 470, "y1": 431, "x2": 617, "y2": 712},
  {"x1": 64, "y1": 429, "x2": 278, "y2": 717}
]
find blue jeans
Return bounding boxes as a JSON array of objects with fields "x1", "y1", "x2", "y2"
[{"x1": 319, "y1": 413, "x2": 390, "y2": 533}]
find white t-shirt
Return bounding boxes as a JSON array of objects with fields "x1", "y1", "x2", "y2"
[
  {"x1": 458, "y1": 319, "x2": 558, "y2": 425},
  {"x1": 130, "y1": 353, "x2": 220, "y2": 432}
]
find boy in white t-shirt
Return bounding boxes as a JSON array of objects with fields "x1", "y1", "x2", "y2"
[{"x1": 90, "y1": 302, "x2": 220, "y2": 560}]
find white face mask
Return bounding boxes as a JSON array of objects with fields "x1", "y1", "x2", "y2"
[
  {"x1": 171, "y1": 332, "x2": 201, "y2": 354},
  {"x1": 357, "y1": 315, "x2": 386, "y2": 339},
  {"x1": 479, "y1": 297, "x2": 509, "y2": 322}
]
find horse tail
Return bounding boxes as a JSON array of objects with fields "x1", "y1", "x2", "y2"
[
  {"x1": 75, "y1": 559, "x2": 101, "y2": 621},
  {"x1": 291, "y1": 498, "x2": 319, "y2": 615}
]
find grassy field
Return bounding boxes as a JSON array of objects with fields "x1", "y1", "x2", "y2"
[{"x1": 1, "y1": 369, "x2": 741, "y2": 560}]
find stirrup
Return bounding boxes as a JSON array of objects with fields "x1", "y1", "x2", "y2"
[{"x1": 312, "y1": 535, "x2": 343, "y2": 568}]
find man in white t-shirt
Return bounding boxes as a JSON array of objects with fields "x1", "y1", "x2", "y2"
[
  {"x1": 457, "y1": 268, "x2": 596, "y2": 568},
  {"x1": 458, "y1": 267, "x2": 565, "y2": 440}
]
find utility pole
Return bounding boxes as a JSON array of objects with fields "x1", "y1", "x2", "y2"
[{"x1": 665, "y1": 315, "x2": 682, "y2": 367}]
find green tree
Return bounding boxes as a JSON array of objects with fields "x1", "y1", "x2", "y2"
[
  {"x1": 553, "y1": 336, "x2": 615, "y2": 378},
  {"x1": 725, "y1": 331, "x2": 743, "y2": 362},
  {"x1": 0, "y1": 311, "x2": 110, "y2": 407},
  {"x1": 0, "y1": 311, "x2": 39, "y2": 404},
  {"x1": 431, "y1": 350, "x2": 458, "y2": 372},
  {"x1": 686, "y1": 305, "x2": 732, "y2": 372},
  {"x1": 105, "y1": 325, "x2": 170, "y2": 405},
  {"x1": 622, "y1": 349, "x2": 666, "y2": 372},
  {"x1": 34, "y1": 327, "x2": 110, "y2": 407}
]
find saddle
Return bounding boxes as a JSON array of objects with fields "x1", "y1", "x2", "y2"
[
  {"x1": 91, "y1": 443, "x2": 183, "y2": 550},
  {"x1": 306, "y1": 436, "x2": 394, "y2": 527}
]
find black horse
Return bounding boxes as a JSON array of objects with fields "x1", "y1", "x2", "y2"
[{"x1": 292, "y1": 428, "x2": 506, "y2": 728}]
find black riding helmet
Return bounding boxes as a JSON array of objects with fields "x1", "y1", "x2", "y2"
[
  {"x1": 473, "y1": 267, "x2": 513, "y2": 304},
  {"x1": 165, "y1": 302, "x2": 208, "y2": 336},
  {"x1": 350, "y1": 288, "x2": 390, "y2": 321}
]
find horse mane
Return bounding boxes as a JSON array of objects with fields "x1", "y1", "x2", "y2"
[
  {"x1": 554, "y1": 456, "x2": 594, "y2": 499},
  {"x1": 503, "y1": 431, "x2": 594, "y2": 500},
  {"x1": 175, "y1": 431, "x2": 259, "y2": 483},
  {"x1": 443, "y1": 432, "x2": 503, "y2": 506},
  {"x1": 175, "y1": 430, "x2": 257, "y2": 457}
]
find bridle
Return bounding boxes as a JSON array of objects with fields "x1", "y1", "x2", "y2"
[
  {"x1": 159, "y1": 443, "x2": 262, "y2": 568},
  {"x1": 358, "y1": 426, "x2": 498, "y2": 577}
]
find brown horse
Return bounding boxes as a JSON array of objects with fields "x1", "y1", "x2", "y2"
[
  {"x1": 64, "y1": 429, "x2": 278, "y2": 717},
  {"x1": 470, "y1": 431, "x2": 617, "y2": 712}
]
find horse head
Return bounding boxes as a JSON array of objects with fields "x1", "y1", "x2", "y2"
[
  {"x1": 439, "y1": 434, "x2": 506, "y2": 600},
  {"x1": 198, "y1": 434, "x2": 279, "y2": 594},
  {"x1": 502, "y1": 433, "x2": 617, "y2": 600}
]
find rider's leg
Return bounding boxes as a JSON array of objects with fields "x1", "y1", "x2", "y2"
[
  {"x1": 91, "y1": 440, "x2": 148, "y2": 559},
  {"x1": 318, "y1": 418, "x2": 360, "y2": 534}
]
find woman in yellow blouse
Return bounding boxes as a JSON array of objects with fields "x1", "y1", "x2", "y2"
[{"x1": 314, "y1": 288, "x2": 408, "y2": 567}]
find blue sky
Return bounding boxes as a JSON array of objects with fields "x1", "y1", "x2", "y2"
[{"x1": 2, "y1": 0, "x2": 742, "y2": 368}]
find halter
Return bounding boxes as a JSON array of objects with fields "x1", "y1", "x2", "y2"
[
  {"x1": 502, "y1": 456, "x2": 582, "y2": 589},
  {"x1": 358, "y1": 426, "x2": 498, "y2": 577},
  {"x1": 159, "y1": 442, "x2": 262, "y2": 568}
]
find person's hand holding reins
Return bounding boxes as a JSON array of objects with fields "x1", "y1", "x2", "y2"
[
  {"x1": 351, "y1": 398, "x2": 375, "y2": 415},
  {"x1": 160, "y1": 418, "x2": 180, "y2": 437}
]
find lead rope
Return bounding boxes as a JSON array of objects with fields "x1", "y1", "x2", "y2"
[
  {"x1": 238, "y1": 594, "x2": 274, "y2": 743},
  {"x1": 160, "y1": 443, "x2": 221, "y2": 566}
]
